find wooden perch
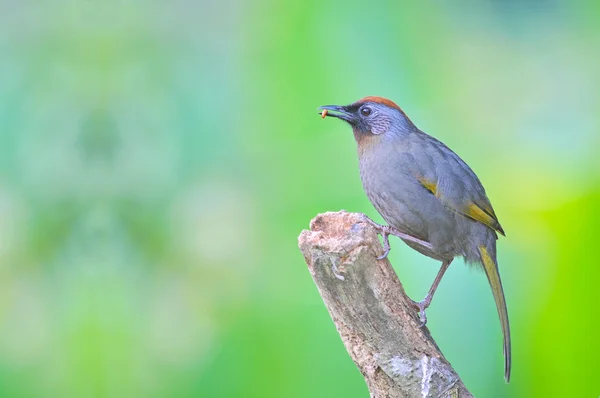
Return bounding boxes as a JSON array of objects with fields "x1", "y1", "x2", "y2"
[{"x1": 298, "y1": 211, "x2": 473, "y2": 398}]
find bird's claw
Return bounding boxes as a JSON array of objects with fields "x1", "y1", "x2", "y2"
[
  {"x1": 366, "y1": 218, "x2": 393, "y2": 259},
  {"x1": 411, "y1": 299, "x2": 431, "y2": 328},
  {"x1": 376, "y1": 231, "x2": 391, "y2": 260},
  {"x1": 376, "y1": 249, "x2": 389, "y2": 260}
]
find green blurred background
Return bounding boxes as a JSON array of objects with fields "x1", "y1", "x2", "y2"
[{"x1": 0, "y1": 1, "x2": 598, "y2": 397}]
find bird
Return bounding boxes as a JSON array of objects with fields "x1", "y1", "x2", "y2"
[{"x1": 318, "y1": 96, "x2": 511, "y2": 382}]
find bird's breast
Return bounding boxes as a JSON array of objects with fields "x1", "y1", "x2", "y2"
[
  {"x1": 358, "y1": 151, "x2": 424, "y2": 231},
  {"x1": 358, "y1": 149, "x2": 458, "y2": 260}
]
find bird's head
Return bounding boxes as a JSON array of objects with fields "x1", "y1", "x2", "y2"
[{"x1": 318, "y1": 96, "x2": 415, "y2": 143}]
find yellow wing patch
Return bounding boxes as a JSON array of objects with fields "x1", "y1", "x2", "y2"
[
  {"x1": 465, "y1": 202, "x2": 505, "y2": 236},
  {"x1": 416, "y1": 176, "x2": 504, "y2": 236},
  {"x1": 416, "y1": 176, "x2": 438, "y2": 196}
]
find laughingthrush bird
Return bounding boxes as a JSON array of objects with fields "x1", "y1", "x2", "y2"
[{"x1": 319, "y1": 96, "x2": 511, "y2": 382}]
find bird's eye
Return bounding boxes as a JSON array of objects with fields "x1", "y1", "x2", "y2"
[{"x1": 360, "y1": 106, "x2": 372, "y2": 117}]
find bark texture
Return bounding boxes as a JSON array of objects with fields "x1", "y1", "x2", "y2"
[{"x1": 298, "y1": 211, "x2": 473, "y2": 398}]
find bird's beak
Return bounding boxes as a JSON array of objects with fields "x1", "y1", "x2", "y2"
[{"x1": 318, "y1": 105, "x2": 357, "y2": 124}]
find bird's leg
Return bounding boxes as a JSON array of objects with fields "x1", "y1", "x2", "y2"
[
  {"x1": 411, "y1": 260, "x2": 452, "y2": 327},
  {"x1": 366, "y1": 218, "x2": 433, "y2": 259}
]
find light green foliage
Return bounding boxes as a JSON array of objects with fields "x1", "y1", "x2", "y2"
[{"x1": 0, "y1": 1, "x2": 598, "y2": 397}]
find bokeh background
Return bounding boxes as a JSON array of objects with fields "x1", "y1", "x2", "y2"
[{"x1": 0, "y1": 1, "x2": 598, "y2": 397}]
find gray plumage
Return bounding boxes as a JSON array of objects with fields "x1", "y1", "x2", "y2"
[
  {"x1": 319, "y1": 96, "x2": 511, "y2": 382},
  {"x1": 358, "y1": 118, "x2": 498, "y2": 264}
]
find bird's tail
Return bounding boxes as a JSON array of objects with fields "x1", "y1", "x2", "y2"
[{"x1": 479, "y1": 246, "x2": 512, "y2": 383}]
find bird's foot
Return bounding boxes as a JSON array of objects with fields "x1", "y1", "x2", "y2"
[
  {"x1": 376, "y1": 232, "x2": 391, "y2": 260},
  {"x1": 365, "y1": 218, "x2": 391, "y2": 234},
  {"x1": 365, "y1": 218, "x2": 433, "y2": 258},
  {"x1": 365, "y1": 219, "x2": 394, "y2": 259},
  {"x1": 372, "y1": 223, "x2": 394, "y2": 260},
  {"x1": 410, "y1": 297, "x2": 432, "y2": 328}
]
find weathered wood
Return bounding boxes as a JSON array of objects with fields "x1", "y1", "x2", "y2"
[{"x1": 298, "y1": 211, "x2": 472, "y2": 398}]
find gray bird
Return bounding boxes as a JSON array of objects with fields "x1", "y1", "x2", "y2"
[{"x1": 319, "y1": 96, "x2": 511, "y2": 382}]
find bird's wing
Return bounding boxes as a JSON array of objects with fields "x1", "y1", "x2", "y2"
[
  {"x1": 411, "y1": 138, "x2": 505, "y2": 237},
  {"x1": 416, "y1": 174, "x2": 504, "y2": 235},
  {"x1": 463, "y1": 199, "x2": 505, "y2": 236}
]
